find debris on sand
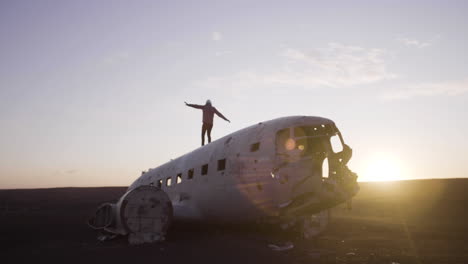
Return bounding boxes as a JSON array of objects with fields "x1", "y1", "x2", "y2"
[
  {"x1": 268, "y1": 241, "x2": 294, "y2": 251},
  {"x1": 97, "y1": 233, "x2": 117, "y2": 242}
]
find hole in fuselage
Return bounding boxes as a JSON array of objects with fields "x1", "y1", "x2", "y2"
[
  {"x1": 322, "y1": 157, "x2": 329, "y2": 178},
  {"x1": 256, "y1": 183, "x2": 263, "y2": 191}
]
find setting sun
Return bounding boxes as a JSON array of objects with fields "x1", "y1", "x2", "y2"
[{"x1": 361, "y1": 155, "x2": 407, "y2": 182}]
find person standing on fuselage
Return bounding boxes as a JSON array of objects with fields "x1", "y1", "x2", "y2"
[{"x1": 185, "y1": 100, "x2": 230, "y2": 146}]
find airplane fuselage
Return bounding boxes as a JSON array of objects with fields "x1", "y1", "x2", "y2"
[{"x1": 128, "y1": 116, "x2": 359, "y2": 223}]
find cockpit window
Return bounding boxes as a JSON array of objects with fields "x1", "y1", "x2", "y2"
[
  {"x1": 276, "y1": 128, "x2": 291, "y2": 153},
  {"x1": 294, "y1": 124, "x2": 335, "y2": 137},
  {"x1": 294, "y1": 126, "x2": 307, "y2": 138},
  {"x1": 296, "y1": 137, "x2": 327, "y2": 157},
  {"x1": 330, "y1": 135, "x2": 343, "y2": 153},
  {"x1": 277, "y1": 124, "x2": 343, "y2": 157}
]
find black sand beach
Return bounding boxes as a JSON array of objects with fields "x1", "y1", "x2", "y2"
[{"x1": 1, "y1": 179, "x2": 467, "y2": 264}]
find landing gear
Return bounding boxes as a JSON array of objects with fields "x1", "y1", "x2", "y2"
[
  {"x1": 279, "y1": 209, "x2": 330, "y2": 239},
  {"x1": 300, "y1": 210, "x2": 330, "y2": 239}
]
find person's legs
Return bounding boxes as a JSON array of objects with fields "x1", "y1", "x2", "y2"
[
  {"x1": 201, "y1": 123, "x2": 207, "y2": 146},
  {"x1": 207, "y1": 123, "x2": 213, "y2": 143}
]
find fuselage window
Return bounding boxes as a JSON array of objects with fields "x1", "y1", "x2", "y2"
[
  {"x1": 176, "y1": 173, "x2": 182, "y2": 184},
  {"x1": 166, "y1": 177, "x2": 172, "y2": 187},
  {"x1": 201, "y1": 164, "x2": 208, "y2": 175},
  {"x1": 217, "y1": 159, "x2": 226, "y2": 171},
  {"x1": 187, "y1": 169, "x2": 194, "y2": 180},
  {"x1": 250, "y1": 142, "x2": 260, "y2": 152},
  {"x1": 157, "y1": 179, "x2": 162, "y2": 188}
]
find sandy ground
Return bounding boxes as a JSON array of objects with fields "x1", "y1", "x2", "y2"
[{"x1": 1, "y1": 179, "x2": 467, "y2": 264}]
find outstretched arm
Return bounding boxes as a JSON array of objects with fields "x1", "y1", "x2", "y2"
[
  {"x1": 184, "y1": 101, "x2": 204, "y2": 109},
  {"x1": 214, "y1": 108, "x2": 230, "y2": 123}
]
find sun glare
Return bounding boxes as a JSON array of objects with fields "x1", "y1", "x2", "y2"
[{"x1": 362, "y1": 155, "x2": 406, "y2": 182}]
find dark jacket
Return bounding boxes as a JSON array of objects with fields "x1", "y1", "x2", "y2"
[{"x1": 186, "y1": 103, "x2": 229, "y2": 124}]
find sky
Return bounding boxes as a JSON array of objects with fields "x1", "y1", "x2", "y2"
[{"x1": 1, "y1": 0, "x2": 467, "y2": 188}]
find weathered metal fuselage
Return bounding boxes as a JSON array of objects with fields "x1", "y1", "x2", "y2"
[
  {"x1": 90, "y1": 116, "x2": 359, "y2": 243},
  {"x1": 129, "y1": 116, "x2": 359, "y2": 223}
]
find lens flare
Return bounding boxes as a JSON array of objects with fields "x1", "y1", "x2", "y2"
[{"x1": 285, "y1": 138, "x2": 296, "y2": 150}]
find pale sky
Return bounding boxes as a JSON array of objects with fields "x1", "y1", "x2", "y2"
[{"x1": 1, "y1": 0, "x2": 467, "y2": 188}]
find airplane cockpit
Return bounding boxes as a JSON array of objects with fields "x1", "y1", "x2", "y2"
[
  {"x1": 272, "y1": 122, "x2": 358, "y2": 234},
  {"x1": 275, "y1": 123, "x2": 349, "y2": 179}
]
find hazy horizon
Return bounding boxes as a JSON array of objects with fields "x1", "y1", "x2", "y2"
[{"x1": 1, "y1": 0, "x2": 467, "y2": 188}]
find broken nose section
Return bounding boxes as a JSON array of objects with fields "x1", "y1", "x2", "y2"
[
  {"x1": 276, "y1": 168, "x2": 359, "y2": 239},
  {"x1": 88, "y1": 185, "x2": 173, "y2": 245},
  {"x1": 282, "y1": 168, "x2": 359, "y2": 217},
  {"x1": 321, "y1": 168, "x2": 359, "y2": 205}
]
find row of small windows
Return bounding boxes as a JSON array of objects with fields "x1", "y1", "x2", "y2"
[
  {"x1": 156, "y1": 158, "x2": 227, "y2": 188},
  {"x1": 153, "y1": 141, "x2": 260, "y2": 188}
]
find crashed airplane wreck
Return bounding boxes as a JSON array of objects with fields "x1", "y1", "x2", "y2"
[{"x1": 88, "y1": 116, "x2": 359, "y2": 244}]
